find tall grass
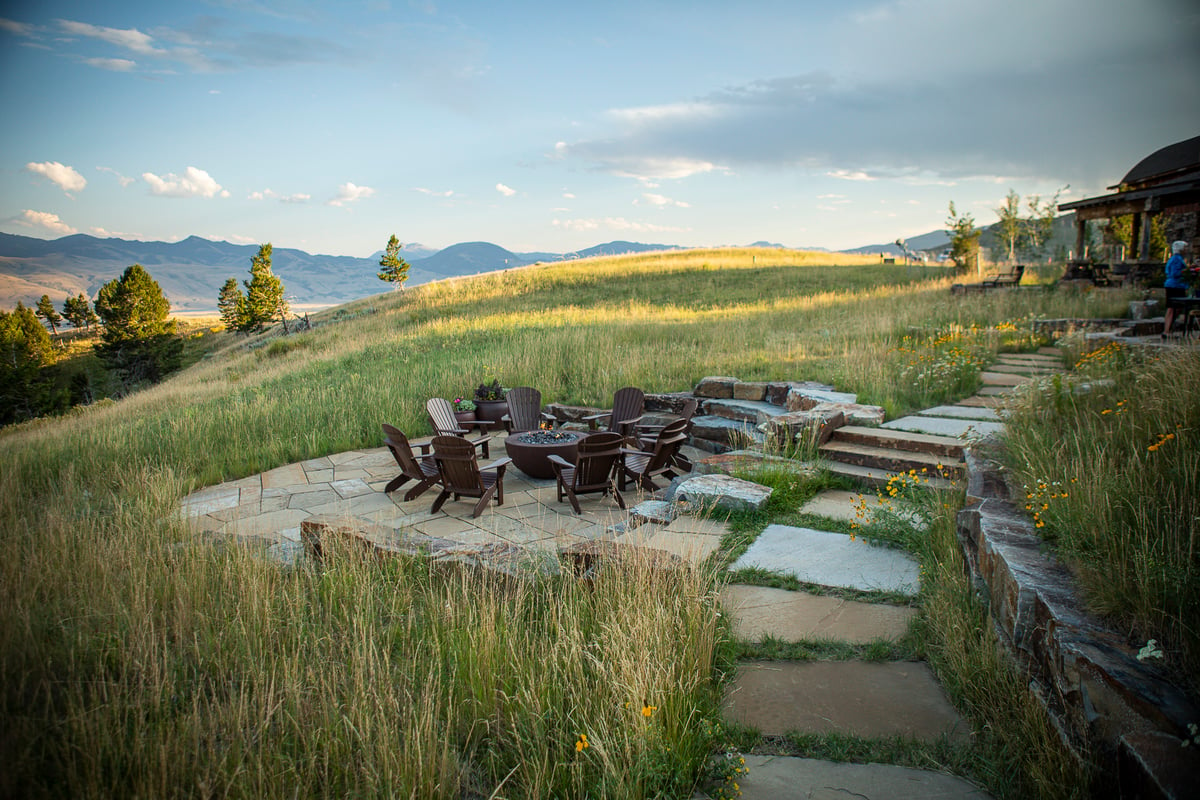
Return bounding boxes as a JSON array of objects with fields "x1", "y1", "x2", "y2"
[
  {"x1": 1001, "y1": 342, "x2": 1200, "y2": 695},
  {"x1": 1, "y1": 249, "x2": 1137, "y2": 795}
]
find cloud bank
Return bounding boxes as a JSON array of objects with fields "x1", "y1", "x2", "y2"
[{"x1": 26, "y1": 161, "x2": 86, "y2": 193}]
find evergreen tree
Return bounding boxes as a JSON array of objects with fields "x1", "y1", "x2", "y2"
[
  {"x1": 61, "y1": 293, "x2": 98, "y2": 330},
  {"x1": 35, "y1": 294, "x2": 63, "y2": 336},
  {"x1": 0, "y1": 302, "x2": 57, "y2": 424},
  {"x1": 218, "y1": 278, "x2": 246, "y2": 330},
  {"x1": 94, "y1": 264, "x2": 182, "y2": 386},
  {"x1": 377, "y1": 234, "x2": 411, "y2": 290},
  {"x1": 241, "y1": 244, "x2": 288, "y2": 332},
  {"x1": 946, "y1": 202, "x2": 983, "y2": 275}
]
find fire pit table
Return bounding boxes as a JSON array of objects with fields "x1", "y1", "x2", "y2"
[{"x1": 504, "y1": 430, "x2": 586, "y2": 479}]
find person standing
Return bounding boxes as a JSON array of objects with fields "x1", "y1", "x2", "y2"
[{"x1": 1163, "y1": 240, "x2": 1190, "y2": 339}]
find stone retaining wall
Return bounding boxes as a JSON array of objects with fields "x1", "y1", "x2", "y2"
[{"x1": 958, "y1": 450, "x2": 1200, "y2": 798}]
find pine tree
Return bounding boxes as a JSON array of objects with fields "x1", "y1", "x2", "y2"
[
  {"x1": 0, "y1": 302, "x2": 58, "y2": 424},
  {"x1": 218, "y1": 278, "x2": 246, "y2": 330},
  {"x1": 61, "y1": 293, "x2": 99, "y2": 330},
  {"x1": 241, "y1": 244, "x2": 288, "y2": 332},
  {"x1": 94, "y1": 264, "x2": 181, "y2": 386},
  {"x1": 35, "y1": 294, "x2": 63, "y2": 336},
  {"x1": 377, "y1": 234, "x2": 411, "y2": 290}
]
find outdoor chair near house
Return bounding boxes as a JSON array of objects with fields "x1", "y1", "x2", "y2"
[
  {"x1": 619, "y1": 417, "x2": 689, "y2": 492},
  {"x1": 380, "y1": 424, "x2": 440, "y2": 502},
  {"x1": 980, "y1": 264, "x2": 1025, "y2": 288},
  {"x1": 429, "y1": 435, "x2": 512, "y2": 518},
  {"x1": 547, "y1": 431, "x2": 627, "y2": 515},
  {"x1": 634, "y1": 397, "x2": 698, "y2": 470},
  {"x1": 426, "y1": 397, "x2": 494, "y2": 458},
  {"x1": 501, "y1": 386, "x2": 555, "y2": 432},
  {"x1": 583, "y1": 386, "x2": 646, "y2": 439}
]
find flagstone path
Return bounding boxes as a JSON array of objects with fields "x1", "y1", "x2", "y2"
[{"x1": 707, "y1": 350, "x2": 1065, "y2": 799}]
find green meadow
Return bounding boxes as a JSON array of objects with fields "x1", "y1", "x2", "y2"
[{"x1": 3, "y1": 248, "x2": 1171, "y2": 798}]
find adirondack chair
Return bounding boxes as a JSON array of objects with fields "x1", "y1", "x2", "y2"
[
  {"x1": 619, "y1": 418, "x2": 688, "y2": 492},
  {"x1": 582, "y1": 386, "x2": 645, "y2": 439},
  {"x1": 426, "y1": 397, "x2": 494, "y2": 458},
  {"x1": 381, "y1": 424, "x2": 440, "y2": 501},
  {"x1": 635, "y1": 397, "x2": 698, "y2": 471},
  {"x1": 429, "y1": 435, "x2": 512, "y2": 517},
  {"x1": 546, "y1": 432, "x2": 626, "y2": 514},
  {"x1": 501, "y1": 386, "x2": 555, "y2": 432}
]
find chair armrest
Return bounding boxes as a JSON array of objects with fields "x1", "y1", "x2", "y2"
[
  {"x1": 483, "y1": 456, "x2": 513, "y2": 472},
  {"x1": 581, "y1": 411, "x2": 611, "y2": 430},
  {"x1": 415, "y1": 441, "x2": 433, "y2": 454},
  {"x1": 547, "y1": 454, "x2": 573, "y2": 468}
]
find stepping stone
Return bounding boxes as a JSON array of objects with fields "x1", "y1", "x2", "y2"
[
  {"x1": 987, "y1": 363, "x2": 1059, "y2": 375},
  {"x1": 722, "y1": 584, "x2": 915, "y2": 643},
  {"x1": 916, "y1": 405, "x2": 1000, "y2": 421},
  {"x1": 726, "y1": 755, "x2": 991, "y2": 800},
  {"x1": 674, "y1": 474, "x2": 773, "y2": 513},
  {"x1": 979, "y1": 371, "x2": 1030, "y2": 386},
  {"x1": 882, "y1": 416, "x2": 1004, "y2": 439},
  {"x1": 799, "y1": 489, "x2": 925, "y2": 530},
  {"x1": 730, "y1": 525, "x2": 920, "y2": 595},
  {"x1": 723, "y1": 660, "x2": 970, "y2": 742},
  {"x1": 956, "y1": 395, "x2": 1005, "y2": 408},
  {"x1": 615, "y1": 527, "x2": 722, "y2": 564},
  {"x1": 975, "y1": 386, "x2": 1015, "y2": 396}
]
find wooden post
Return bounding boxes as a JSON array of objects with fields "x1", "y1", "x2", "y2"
[
  {"x1": 1129, "y1": 212, "x2": 1142, "y2": 262},
  {"x1": 1074, "y1": 215, "x2": 1086, "y2": 260},
  {"x1": 1138, "y1": 210, "x2": 1152, "y2": 261}
]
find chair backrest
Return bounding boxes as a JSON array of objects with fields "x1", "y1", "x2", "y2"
[
  {"x1": 505, "y1": 386, "x2": 544, "y2": 432},
  {"x1": 431, "y1": 435, "x2": 483, "y2": 494},
  {"x1": 676, "y1": 397, "x2": 699, "y2": 429},
  {"x1": 642, "y1": 418, "x2": 688, "y2": 472},
  {"x1": 382, "y1": 423, "x2": 423, "y2": 477},
  {"x1": 426, "y1": 397, "x2": 461, "y2": 436},
  {"x1": 572, "y1": 432, "x2": 625, "y2": 487},
  {"x1": 608, "y1": 386, "x2": 645, "y2": 434}
]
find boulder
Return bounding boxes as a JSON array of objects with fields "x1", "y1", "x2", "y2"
[
  {"x1": 694, "y1": 376, "x2": 738, "y2": 399},
  {"x1": 673, "y1": 474, "x2": 773, "y2": 513},
  {"x1": 786, "y1": 386, "x2": 859, "y2": 411},
  {"x1": 760, "y1": 409, "x2": 845, "y2": 446},
  {"x1": 733, "y1": 381, "x2": 769, "y2": 401},
  {"x1": 691, "y1": 415, "x2": 766, "y2": 448},
  {"x1": 810, "y1": 400, "x2": 885, "y2": 426},
  {"x1": 628, "y1": 500, "x2": 678, "y2": 528}
]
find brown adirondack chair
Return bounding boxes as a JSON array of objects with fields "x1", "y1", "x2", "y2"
[
  {"x1": 426, "y1": 397, "x2": 494, "y2": 458},
  {"x1": 583, "y1": 386, "x2": 645, "y2": 438},
  {"x1": 429, "y1": 435, "x2": 512, "y2": 517},
  {"x1": 501, "y1": 386, "x2": 555, "y2": 432},
  {"x1": 547, "y1": 431, "x2": 627, "y2": 514},
  {"x1": 381, "y1": 424, "x2": 440, "y2": 501},
  {"x1": 620, "y1": 418, "x2": 688, "y2": 492},
  {"x1": 635, "y1": 397, "x2": 698, "y2": 471}
]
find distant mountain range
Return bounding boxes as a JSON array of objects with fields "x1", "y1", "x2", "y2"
[{"x1": 3, "y1": 222, "x2": 1072, "y2": 315}]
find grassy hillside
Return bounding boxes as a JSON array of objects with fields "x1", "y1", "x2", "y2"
[{"x1": 0, "y1": 248, "x2": 1135, "y2": 797}]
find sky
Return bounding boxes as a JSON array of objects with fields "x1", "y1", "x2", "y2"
[{"x1": 1, "y1": 0, "x2": 1198, "y2": 258}]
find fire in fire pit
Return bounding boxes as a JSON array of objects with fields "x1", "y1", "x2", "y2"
[{"x1": 514, "y1": 430, "x2": 582, "y2": 445}]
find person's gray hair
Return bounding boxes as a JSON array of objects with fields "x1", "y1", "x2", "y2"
[{"x1": 1172, "y1": 240, "x2": 1189, "y2": 254}]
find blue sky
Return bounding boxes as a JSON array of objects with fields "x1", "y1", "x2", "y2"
[{"x1": 2, "y1": 0, "x2": 1197, "y2": 257}]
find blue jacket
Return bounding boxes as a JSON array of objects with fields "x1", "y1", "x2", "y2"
[{"x1": 1165, "y1": 253, "x2": 1188, "y2": 289}]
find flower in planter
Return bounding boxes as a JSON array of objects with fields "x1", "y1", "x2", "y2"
[
  {"x1": 474, "y1": 378, "x2": 506, "y2": 401},
  {"x1": 452, "y1": 397, "x2": 476, "y2": 412}
]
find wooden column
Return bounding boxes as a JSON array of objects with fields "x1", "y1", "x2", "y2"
[
  {"x1": 1129, "y1": 212, "x2": 1142, "y2": 262},
  {"x1": 1074, "y1": 215, "x2": 1086, "y2": 260},
  {"x1": 1138, "y1": 211, "x2": 1152, "y2": 261}
]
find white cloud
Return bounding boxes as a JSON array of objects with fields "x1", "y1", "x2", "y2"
[
  {"x1": 249, "y1": 188, "x2": 311, "y2": 203},
  {"x1": 637, "y1": 193, "x2": 691, "y2": 208},
  {"x1": 227, "y1": 234, "x2": 258, "y2": 244},
  {"x1": 58, "y1": 19, "x2": 164, "y2": 55},
  {"x1": 327, "y1": 182, "x2": 374, "y2": 207},
  {"x1": 562, "y1": 191, "x2": 576, "y2": 199},
  {"x1": 415, "y1": 187, "x2": 455, "y2": 197},
  {"x1": 552, "y1": 216, "x2": 687, "y2": 234},
  {"x1": 85, "y1": 57, "x2": 136, "y2": 71},
  {"x1": 26, "y1": 161, "x2": 86, "y2": 193},
  {"x1": 496, "y1": 183, "x2": 516, "y2": 197},
  {"x1": 17, "y1": 210, "x2": 77, "y2": 235},
  {"x1": 827, "y1": 169, "x2": 875, "y2": 182},
  {"x1": 89, "y1": 226, "x2": 138, "y2": 238},
  {"x1": 0, "y1": 18, "x2": 34, "y2": 36},
  {"x1": 143, "y1": 166, "x2": 226, "y2": 198},
  {"x1": 97, "y1": 166, "x2": 135, "y2": 187}
]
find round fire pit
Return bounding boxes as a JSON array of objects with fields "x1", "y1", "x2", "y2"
[{"x1": 504, "y1": 430, "x2": 586, "y2": 479}]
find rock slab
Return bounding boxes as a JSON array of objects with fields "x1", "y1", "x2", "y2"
[
  {"x1": 723, "y1": 584, "x2": 915, "y2": 644},
  {"x1": 674, "y1": 474, "x2": 773, "y2": 512},
  {"x1": 718, "y1": 755, "x2": 992, "y2": 800},
  {"x1": 731, "y1": 524, "x2": 920, "y2": 595}
]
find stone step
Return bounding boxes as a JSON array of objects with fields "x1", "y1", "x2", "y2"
[
  {"x1": 827, "y1": 424, "x2": 966, "y2": 458},
  {"x1": 986, "y1": 363, "x2": 1060, "y2": 375},
  {"x1": 702, "y1": 398, "x2": 789, "y2": 424},
  {"x1": 824, "y1": 461, "x2": 958, "y2": 492},
  {"x1": 719, "y1": 755, "x2": 992, "y2": 799},
  {"x1": 690, "y1": 415, "x2": 767, "y2": 448},
  {"x1": 957, "y1": 394, "x2": 1006, "y2": 407},
  {"x1": 997, "y1": 351, "x2": 1062, "y2": 364},
  {"x1": 723, "y1": 660, "x2": 971, "y2": 741},
  {"x1": 799, "y1": 489, "x2": 926, "y2": 530},
  {"x1": 882, "y1": 415, "x2": 1005, "y2": 440},
  {"x1": 730, "y1": 524, "x2": 921, "y2": 595},
  {"x1": 980, "y1": 371, "x2": 1031, "y2": 386},
  {"x1": 722, "y1": 584, "x2": 916, "y2": 644},
  {"x1": 819, "y1": 440, "x2": 964, "y2": 479},
  {"x1": 916, "y1": 404, "x2": 1001, "y2": 421}
]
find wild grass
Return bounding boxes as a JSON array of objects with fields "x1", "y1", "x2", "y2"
[
  {"x1": 0, "y1": 248, "x2": 1137, "y2": 796},
  {"x1": 1000, "y1": 341, "x2": 1200, "y2": 697}
]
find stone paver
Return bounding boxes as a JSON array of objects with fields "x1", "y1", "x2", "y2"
[
  {"x1": 722, "y1": 584, "x2": 915, "y2": 643},
  {"x1": 882, "y1": 416, "x2": 1004, "y2": 439},
  {"x1": 723, "y1": 660, "x2": 970, "y2": 741},
  {"x1": 799, "y1": 489, "x2": 924, "y2": 529},
  {"x1": 979, "y1": 371, "x2": 1029, "y2": 386},
  {"x1": 916, "y1": 405, "x2": 1001, "y2": 421},
  {"x1": 615, "y1": 527, "x2": 723, "y2": 564},
  {"x1": 730, "y1": 525, "x2": 920, "y2": 595},
  {"x1": 713, "y1": 755, "x2": 991, "y2": 800}
]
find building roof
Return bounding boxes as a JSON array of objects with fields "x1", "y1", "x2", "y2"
[{"x1": 1116, "y1": 134, "x2": 1200, "y2": 189}]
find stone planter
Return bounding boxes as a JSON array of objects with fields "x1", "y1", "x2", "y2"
[
  {"x1": 474, "y1": 398, "x2": 509, "y2": 424},
  {"x1": 454, "y1": 410, "x2": 476, "y2": 425}
]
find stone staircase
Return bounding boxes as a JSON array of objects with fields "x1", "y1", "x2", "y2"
[{"x1": 819, "y1": 425, "x2": 965, "y2": 489}]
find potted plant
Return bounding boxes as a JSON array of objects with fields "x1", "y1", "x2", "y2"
[
  {"x1": 473, "y1": 378, "x2": 508, "y2": 423},
  {"x1": 452, "y1": 397, "x2": 476, "y2": 424}
]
